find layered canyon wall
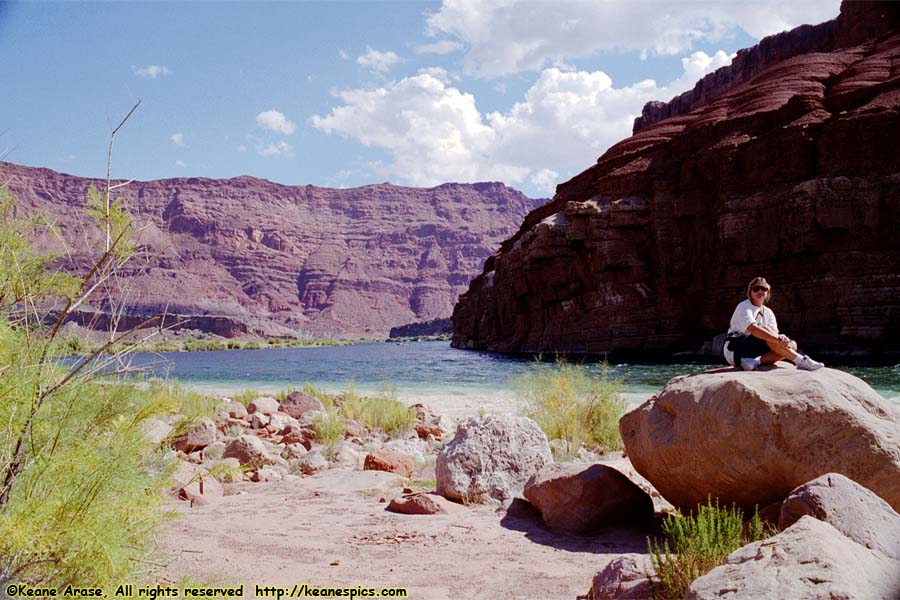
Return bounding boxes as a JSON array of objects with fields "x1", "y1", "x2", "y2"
[
  {"x1": 452, "y1": 2, "x2": 900, "y2": 359},
  {"x1": 1, "y1": 163, "x2": 541, "y2": 337}
]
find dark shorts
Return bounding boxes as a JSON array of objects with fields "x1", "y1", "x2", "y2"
[{"x1": 733, "y1": 335, "x2": 770, "y2": 363}]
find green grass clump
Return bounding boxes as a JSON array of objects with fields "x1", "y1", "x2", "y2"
[
  {"x1": 647, "y1": 500, "x2": 773, "y2": 599},
  {"x1": 312, "y1": 408, "x2": 345, "y2": 447},
  {"x1": 339, "y1": 385, "x2": 415, "y2": 436},
  {"x1": 230, "y1": 388, "x2": 261, "y2": 407},
  {"x1": 514, "y1": 359, "x2": 625, "y2": 458}
]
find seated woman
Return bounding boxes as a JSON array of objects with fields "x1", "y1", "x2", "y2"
[{"x1": 724, "y1": 277, "x2": 824, "y2": 371}]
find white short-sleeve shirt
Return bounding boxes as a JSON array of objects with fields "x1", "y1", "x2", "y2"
[
  {"x1": 729, "y1": 299, "x2": 777, "y2": 335},
  {"x1": 724, "y1": 299, "x2": 778, "y2": 366}
]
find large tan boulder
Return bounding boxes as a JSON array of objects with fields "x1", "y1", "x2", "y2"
[
  {"x1": 619, "y1": 368, "x2": 900, "y2": 513},
  {"x1": 779, "y1": 472, "x2": 900, "y2": 560},
  {"x1": 523, "y1": 463, "x2": 653, "y2": 533},
  {"x1": 436, "y1": 415, "x2": 551, "y2": 505},
  {"x1": 685, "y1": 516, "x2": 900, "y2": 599}
]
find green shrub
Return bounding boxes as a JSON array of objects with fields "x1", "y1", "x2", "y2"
[
  {"x1": 312, "y1": 408, "x2": 345, "y2": 447},
  {"x1": 647, "y1": 500, "x2": 773, "y2": 599},
  {"x1": 339, "y1": 385, "x2": 415, "y2": 437},
  {"x1": 0, "y1": 323, "x2": 176, "y2": 587},
  {"x1": 514, "y1": 359, "x2": 625, "y2": 458},
  {"x1": 0, "y1": 130, "x2": 182, "y2": 587}
]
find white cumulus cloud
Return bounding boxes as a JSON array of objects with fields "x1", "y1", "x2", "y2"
[
  {"x1": 414, "y1": 40, "x2": 464, "y2": 55},
  {"x1": 356, "y1": 46, "x2": 401, "y2": 74},
  {"x1": 257, "y1": 141, "x2": 292, "y2": 158},
  {"x1": 256, "y1": 110, "x2": 296, "y2": 135},
  {"x1": 175, "y1": 160, "x2": 186, "y2": 168},
  {"x1": 170, "y1": 132, "x2": 185, "y2": 146},
  {"x1": 312, "y1": 50, "x2": 731, "y2": 190},
  {"x1": 530, "y1": 169, "x2": 558, "y2": 194},
  {"x1": 426, "y1": 0, "x2": 840, "y2": 77},
  {"x1": 133, "y1": 64, "x2": 171, "y2": 78}
]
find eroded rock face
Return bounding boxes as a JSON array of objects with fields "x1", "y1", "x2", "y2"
[
  {"x1": 436, "y1": 415, "x2": 551, "y2": 505},
  {"x1": 523, "y1": 463, "x2": 653, "y2": 533},
  {"x1": 619, "y1": 368, "x2": 900, "y2": 514},
  {"x1": 685, "y1": 516, "x2": 900, "y2": 600},
  {"x1": 1, "y1": 163, "x2": 541, "y2": 337},
  {"x1": 452, "y1": 2, "x2": 900, "y2": 359}
]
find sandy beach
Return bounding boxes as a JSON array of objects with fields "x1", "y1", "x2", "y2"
[{"x1": 153, "y1": 469, "x2": 655, "y2": 599}]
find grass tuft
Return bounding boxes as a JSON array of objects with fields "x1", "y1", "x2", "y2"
[{"x1": 514, "y1": 358, "x2": 625, "y2": 458}]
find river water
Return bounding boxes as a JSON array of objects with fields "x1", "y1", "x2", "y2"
[{"x1": 127, "y1": 341, "x2": 900, "y2": 417}]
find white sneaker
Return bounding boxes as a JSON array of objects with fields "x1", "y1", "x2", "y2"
[
  {"x1": 796, "y1": 355, "x2": 824, "y2": 371},
  {"x1": 740, "y1": 357, "x2": 760, "y2": 371}
]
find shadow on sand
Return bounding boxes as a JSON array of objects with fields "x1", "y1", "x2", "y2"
[{"x1": 499, "y1": 498, "x2": 663, "y2": 554}]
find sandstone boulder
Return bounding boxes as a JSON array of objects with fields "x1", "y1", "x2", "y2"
[
  {"x1": 524, "y1": 463, "x2": 654, "y2": 533},
  {"x1": 279, "y1": 391, "x2": 326, "y2": 420},
  {"x1": 779, "y1": 472, "x2": 900, "y2": 559},
  {"x1": 170, "y1": 461, "x2": 223, "y2": 506},
  {"x1": 364, "y1": 449, "x2": 415, "y2": 478},
  {"x1": 598, "y1": 454, "x2": 675, "y2": 513},
  {"x1": 387, "y1": 493, "x2": 468, "y2": 515},
  {"x1": 249, "y1": 413, "x2": 270, "y2": 429},
  {"x1": 685, "y1": 516, "x2": 900, "y2": 599},
  {"x1": 412, "y1": 403, "x2": 443, "y2": 440},
  {"x1": 223, "y1": 435, "x2": 276, "y2": 469},
  {"x1": 436, "y1": 415, "x2": 551, "y2": 505},
  {"x1": 619, "y1": 368, "x2": 900, "y2": 513},
  {"x1": 296, "y1": 449, "x2": 329, "y2": 475},
  {"x1": 140, "y1": 418, "x2": 172, "y2": 445},
  {"x1": 172, "y1": 418, "x2": 216, "y2": 453},
  {"x1": 585, "y1": 555, "x2": 652, "y2": 600},
  {"x1": 247, "y1": 396, "x2": 279, "y2": 415},
  {"x1": 220, "y1": 400, "x2": 248, "y2": 419}
]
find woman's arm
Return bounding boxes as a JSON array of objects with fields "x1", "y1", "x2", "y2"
[{"x1": 748, "y1": 323, "x2": 792, "y2": 346}]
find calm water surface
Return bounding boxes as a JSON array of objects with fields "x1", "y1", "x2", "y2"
[{"x1": 128, "y1": 341, "x2": 900, "y2": 407}]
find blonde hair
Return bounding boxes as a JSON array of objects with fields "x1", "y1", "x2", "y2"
[{"x1": 746, "y1": 277, "x2": 771, "y2": 302}]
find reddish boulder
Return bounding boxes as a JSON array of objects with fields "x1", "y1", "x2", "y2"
[
  {"x1": 524, "y1": 463, "x2": 654, "y2": 533},
  {"x1": 364, "y1": 449, "x2": 415, "y2": 478},
  {"x1": 386, "y1": 493, "x2": 467, "y2": 515},
  {"x1": 279, "y1": 392, "x2": 326, "y2": 420},
  {"x1": 172, "y1": 418, "x2": 216, "y2": 453}
]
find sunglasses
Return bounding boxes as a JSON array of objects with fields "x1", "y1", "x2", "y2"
[{"x1": 752, "y1": 286, "x2": 770, "y2": 293}]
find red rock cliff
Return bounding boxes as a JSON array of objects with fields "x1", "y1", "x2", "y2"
[
  {"x1": 1, "y1": 163, "x2": 541, "y2": 337},
  {"x1": 452, "y1": 1, "x2": 900, "y2": 359}
]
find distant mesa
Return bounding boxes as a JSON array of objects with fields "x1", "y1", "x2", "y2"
[
  {"x1": 1, "y1": 162, "x2": 543, "y2": 338},
  {"x1": 451, "y1": 0, "x2": 900, "y2": 360},
  {"x1": 389, "y1": 318, "x2": 452, "y2": 339}
]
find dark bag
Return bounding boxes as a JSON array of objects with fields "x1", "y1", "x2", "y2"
[{"x1": 726, "y1": 333, "x2": 748, "y2": 352}]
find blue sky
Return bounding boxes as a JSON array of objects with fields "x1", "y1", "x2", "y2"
[{"x1": 0, "y1": 1, "x2": 840, "y2": 197}]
